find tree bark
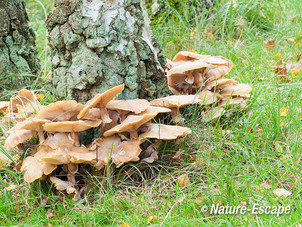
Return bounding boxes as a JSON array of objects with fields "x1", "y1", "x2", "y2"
[
  {"x1": 0, "y1": 0, "x2": 40, "y2": 90},
  {"x1": 46, "y1": 0, "x2": 168, "y2": 103}
]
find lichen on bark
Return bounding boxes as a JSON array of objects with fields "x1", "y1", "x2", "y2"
[
  {"x1": 46, "y1": 0, "x2": 168, "y2": 103},
  {"x1": 0, "y1": 0, "x2": 40, "y2": 90}
]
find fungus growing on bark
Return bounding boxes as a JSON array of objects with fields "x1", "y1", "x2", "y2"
[
  {"x1": 77, "y1": 84, "x2": 125, "y2": 124},
  {"x1": 43, "y1": 119, "x2": 102, "y2": 133}
]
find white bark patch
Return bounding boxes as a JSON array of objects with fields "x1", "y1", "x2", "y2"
[
  {"x1": 116, "y1": 39, "x2": 127, "y2": 53},
  {"x1": 81, "y1": 0, "x2": 104, "y2": 22}
]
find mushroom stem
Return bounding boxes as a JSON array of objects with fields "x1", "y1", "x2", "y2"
[
  {"x1": 171, "y1": 107, "x2": 184, "y2": 125},
  {"x1": 130, "y1": 130, "x2": 138, "y2": 140},
  {"x1": 185, "y1": 71, "x2": 194, "y2": 84},
  {"x1": 70, "y1": 132, "x2": 80, "y2": 146},
  {"x1": 99, "y1": 107, "x2": 112, "y2": 124},
  {"x1": 38, "y1": 129, "x2": 45, "y2": 144}
]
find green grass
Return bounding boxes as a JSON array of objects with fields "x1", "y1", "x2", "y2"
[{"x1": 1, "y1": 0, "x2": 302, "y2": 225}]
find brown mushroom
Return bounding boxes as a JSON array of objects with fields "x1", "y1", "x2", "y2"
[
  {"x1": 4, "y1": 120, "x2": 36, "y2": 151},
  {"x1": 111, "y1": 139, "x2": 142, "y2": 168},
  {"x1": 88, "y1": 135, "x2": 122, "y2": 169},
  {"x1": 218, "y1": 97, "x2": 247, "y2": 109},
  {"x1": 172, "y1": 51, "x2": 209, "y2": 62},
  {"x1": 140, "y1": 123, "x2": 192, "y2": 140},
  {"x1": 0, "y1": 152, "x2": 11, "y2": 171},
  {"x1": 37, "y1": 100, "x2": 83, "y2": 122},
  {"x1": 220, "y1": 84, "x2": 252, "y2": 96},
  {"x1": 202, "y1": 106, "x2": 225, "y2": 122},
  {"x1": 43, "y1": 119, "x2": 102, "y2": 133},
  {"x1": 205, "y1": 78, "x2": 237, "y2": 91},
  {"x1": 20, "y1": 118, "x2": 51, "y2": 143},
  {"x1": 49, "y1": 176, "x2": 80, "y2": 201},
  {"x1": 21, "y1": 146, "x2": 57, "y2": 183},
  {"x1": 204, "y1": 66, "x2": 233, "y2": 82},
  {"x1": 41, "y1": 144, "x2": 96, "y2": 165},
  {"x1": 77, "y1": 84, "x2": 125, "y2": 123},
  {"x1": 103, "y1": 106, "x2": 171, "y2": 139},
  {"x1": 106, "y1": 99, "x2": 150, "y2": 121},
  {"x1": 0, "y1": 101, "x2": 9, "y2": 114}
]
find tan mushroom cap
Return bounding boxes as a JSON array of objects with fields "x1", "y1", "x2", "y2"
[
  {"x1": 88, "y1": 135, "x2": 122, "y2": 169},
  {"x1": 103, "y1": 106, "x2": 170, "y2": 137},
  {"x1": 49, "y1": 176, "x2": 80, "y2": 201},
  {"x1": 4, "y1": 121, "x2": 36, "y2": 151},
  {"x1": 37, "y1": 100, "x2": 83, "y2": 121},
  {"x1": 106, "y1": 99, "x2": 150, "y2": 114},
  {"x1": 80, "y1": 108, "x2": 102, "y2": 120},
  {"x1": 0, "y1": 101, "x2": 9, "y2": 113},
  {"x1": 41, "y1": 145, "x2": 96, "y2": 165},
  {"x1": 21, "y1": 146, "x2": 57, "y2": 183},
  {"x1": 220, "y1": 84, "x2": 252, "y2": 96},
  {"x1": 204, "y1": 66, "x2": 232, "y2": 82},
  {"x1": 0, "y1": 152, "x2": 11, "y2": 171},
  {"x1": 167, "y1": 73, "x2": 190, "y2": 95},
  {"x1": 167, "y1": 59, "x2": 211, "y2": 76},
  {"x1": 203, "y1": 56, "x2": 233, "y2": 67},
  {"x1": 9, "y1": 89, "x2": 39, "y2": 113},
  {"x1": 43, "y1": 119, "x2": 102, "y2": 133},
  {"x1": 202, "y1": 107, "x2": 225, "y2": 122},
  {"x1": 219, "y1": 98, "x2": 247, "y2": 109},
  {"x1": 20, "y1": 119, "x2": 51, "y2": 131},
  {"x1": 151, "y1": 95, "x2": 205, "y2": 108},
  {"x1": 197, "y1": 91, "x2": 219, "y2": 105},
  {"x1": 140, "y1": 123, "x2": 191, "y2": 140},
  {"x1": 172, "y1": 51, "x2": 210, "y2": 62},
  {"x1": 112, "y1": 139, "x2": 142, "y2": 168},
  {"x1": 77, "y1": 84, "x2": 125, "y2": 119},
  {"x1": 205, "y1": 78, "x2": 237, "y2": 90},
  {"x1": 41, "y1": 133, "x2": 76, "y2": 149}
]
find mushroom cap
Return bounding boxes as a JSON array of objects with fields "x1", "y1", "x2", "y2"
[
  {"x1": 77, "y1": 84, "x2": 125, "y2": 119},
  {"x1": 20, "y1": 119, "x2": 51, "y2": 131},
  {"x1": 202, "y1": 107, "x2": 225, "y2": 122},
  {"x1": 4, "y1": 121, "x2": 36, "y2": 151},
  {"x1": 9, "y1": 89, "x2": 39, "y2": 113},
  {"x1": 218, "y1": 98, "x2": 247, "y2": 109},
  {"x1": 140, "y1": 123, "x2": 191, "y2": 140},
  {"x1": 220, "y1": 84, "x2": 252, "y2": 96},
  {"x1": 106, "y1": 99, "x2": 150, "y2": 114},
  {"x1": 80, "y1": 108, "x2": 102, "y2": 120},
  {"x1": 103, "y1": 106, "x2": 170, "y2": 137},
  {"x1": 88, "y1": 135, "x2": 122, "y2": 169},
  {"x1": 43, "y1": 119, "x2": 102, "y2": 133},
  {"x1": 49, "y1": 176, "x2": 80, "y2": 201},
  {"x1": 0, "y1": 101, "x2": 9, "y2": 113},
  {"x1": 197, "y1": 91, "x2": 218, "y2": 105},
  {"x1": 167, "y1": 73, "x2": 190, "y2": 95},
  {"x1": 21, "y1": 146, "x2": 57, "y2": 183},
  {"x1": 41, "y1": 145, "x2": 96, "y2": 165},
  {"x1": 167, "y1": 59, "x2": 211, "y2": 76},
  {"x1": 150, "y1": 95, "x2": 204, "y2": 108},
  {"x1": 204, "y1": 66, "x2": 232, "y2": 82},
  {"x1": 205, "y1": 78, "x2": 237, "y2": 90},
  {"x1": 37, "y1": 100, "x2": 83, "y2": 121},
  {"x1": 112, "y1": 139, "x2": 142, "y2": 168},
  {"x1": 41, "y1": 133, "x2": 77, "y2": 149},
  {"x1": 203, "y1": 56, "x2": 233, "y2": 67},
  {"x1": 0, "y1": 152, "x2": 11, "y2": 171},
  {"x1": 172, "y1": 51, "x2": 210, "y2": 62}
]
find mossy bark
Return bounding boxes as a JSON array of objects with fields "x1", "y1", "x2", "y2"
[
  {"x1": 0, "y1": 0, "x2": 40, "y2": 90},
  {"x1": 46, "y1": 0, "x2": 168, "y2": 103}
]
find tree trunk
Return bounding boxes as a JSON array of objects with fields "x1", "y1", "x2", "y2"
[
  {"x1": 0, "y1": 0, "x2": 40, "y2": 90},
  {"x1": 46, "y1": 0, "x2": 168, "y2": 103}
]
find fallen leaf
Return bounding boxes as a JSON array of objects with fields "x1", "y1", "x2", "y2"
[
  {"x1": 173, "y1": 149, "x2": 184, "y2": 162},
  {"x1": 273, "y1": 188, "x2": 292, "y2": 197},
  {"x1": 147, "y1": 215, "x2": 157, "y2": 225},
  {"x1": 275, "y1": 52, "x2": 281, "y2": 58},
  {"x1": 274, "y1": 141, "x2": 283, "y2": 152},
  {"x1": 119, "y1": 224, "x2": 130, "y2": 227},
  {"x1": 6, "y1": 183, "x2": 17, "y2": 191},
  {"x1": 36, "y1": 94, "x2": 44, "y2": 101},
  {"x1": 280, "y1": 107, "x2": 289, "y2": 117},
  {"x1": 178, "y1": 174, "x2": 190, "y2": 188},
  {"x1": 263, "y1": 40, "x2": 275, "y2": 50}
]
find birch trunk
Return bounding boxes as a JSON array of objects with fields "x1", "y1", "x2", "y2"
[{"x1": 46, "y1": 0, "x2": 168, "y2": 102}]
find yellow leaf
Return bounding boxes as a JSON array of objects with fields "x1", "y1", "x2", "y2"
[
  {"x1": 292, "y1": 69, "x2": 301, "y2": 74},
  {"x1": 178, "y1": 174, "x2": 190, "y2": 188},
  {"x1": 6, "y1": 183, "x2": 17, "y2": 191},
  {"x1": 147, "y1": 215, "x2": 157, "y2": 225},
  {"x1": 36, "y1": 94, "x2": 44, "y2": 101},
  {"x1": 280, "y1": 107, "x2": 289, "y2": 117},
  {"x1": 119, "y1": 224, "x2": 130, "y2": 227},
  {"x1": 275, "y1": 52, "x2": 281, "y2": 58}
]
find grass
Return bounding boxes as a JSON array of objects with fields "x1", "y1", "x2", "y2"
[{"x1": 1, "y1": 0, "x2": 302, "y2": 225}]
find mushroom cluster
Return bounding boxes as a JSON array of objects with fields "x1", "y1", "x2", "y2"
[
  {"x1": 0, "y1": 51, "x2": 252, "y2": 199},
  {"x1": 1, "y1": 85, "x2": 191, "y2": 199},
  {"x1": 166, "y1": 51, "x2": 252, "y2": 121}
]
